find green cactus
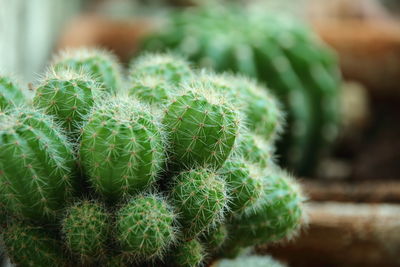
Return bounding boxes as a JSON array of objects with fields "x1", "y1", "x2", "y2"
[
  {"x1": 53, "y1": 48, "x2": 122, "y2": 94},
  {"x1": 170, "y1": 168, "x2": 228, "y2": 239},
  {"x1": 163, "y1": 84, "x2": 241, "y2": 170},
  {"x1": 170, "y1": 239, "x2": 205, "y2": 267},
  {"x1": 79, "y1": 97, "x2": 166, "y2": 202},
  {"x1": 129, "y1": 53, "x2": 193, "y2": 85},
  {"x1": 2, "y1": 222, "x2": 66, "y2": 267},
  {"x1": 219, "y1": 158, "x2": 263, "y2": 215},
  {"x1": 227, "y1": 167, "x2": 305, "y2": 249},
  {"x1": 62, "y1": 200, "x2": 109, "y2": 264},
  {"x1": 0, "y1": 76, "x2": 27, "y2": 111},
  {"x1": 33, "y1": 69, "x2": 103, "y2": 133},
  {"x1": 128, "y1": 75, "x2": 175, "y2": 106},
  {"x1": 115, "y1": 194, "x2": 176, "y2": 260},
  {"x1": 212, "y1": 255, "x2": 286, "y2": 267},
  {"x1": 201, "y1": 224, "x2": 228, "y2": 251},
  {"x1": 238, "y1": 132, "x2": 274, "y2": 169},
  {"x1": 141, "y1": 4, "x2": 341, "y2": 176},
  {"x1": 0, "y1": 109, "x2": 75, "y2": 222}
]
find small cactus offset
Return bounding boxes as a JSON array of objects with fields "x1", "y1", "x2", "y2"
[
  {"x1": 62, "y1": 200, "x2": 110, "y2": 264},
  {"x1": 2, "y1": 222, "x2": 66, "y2": 267},
  {"x1": 169, "y1": 168, "x2": 228, "y2": 239},
  {"x1": 0, "y1": 109, "x2": 75, "y2": 223},
  {"x1": 0, "y1": 50, "x2": 306, "y2": 267},
  {"x1": 163, "y1": 84, "x2": 241, "y2": 170},
  {"x1": 0, "y1": 76, "x2": 27, "y2": 111},
  {"x1": 33, "y1": 69, "x2": 103, "y2": 133},
  {"x1": 79, "y1": 97, "x2": 166, "y2": 202},
  {"x1": 53, "y1": 48, "x2": 122, "y2": 94},
  {"x1": 115, "y1": 194, "x2": 176, "y2": 260}
]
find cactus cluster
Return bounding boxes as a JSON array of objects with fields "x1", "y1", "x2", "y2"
[
  {"x1": 0, "y1": 49, "x2": 305, "y2": 267},
  {"x1": 141, "y1": 3, "x2": 342, "y2": 176}
]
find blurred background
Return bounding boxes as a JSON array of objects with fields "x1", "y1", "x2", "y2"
[{"x1": 1, "y1": 0, "x2": 399, "y2": 266}]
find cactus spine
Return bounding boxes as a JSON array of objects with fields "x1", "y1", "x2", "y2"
[
  {"x1": 0, "y1": 76, "x2": 26, "y2": 111},
  {"x1": 170, "y1": 239, "x2": 205, "y2": 267},
  {"x1": 115, "y1": 194, "x2": 176, "y2": 260},
  {"x1": 0, "y1": 109, "x2": 75, "y2": 222},
  {"x1": 201, "y1": 224, "x2": 228, "y2": 251},
  {"x1": 80, "y1": 98, "x2": 166, "y2": 202},
  {"x1": 62, "y1": 200, "x2": 110, "y2": 264},
  {"x1": 170, "y1": 168, "x2": 228, "y2": 239}
]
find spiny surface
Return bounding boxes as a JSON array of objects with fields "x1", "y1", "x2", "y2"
[
  {"x1": 34, "y1": 70, "x2": 103, "y2": 132},
  {"x1": 0, "y1": 76, "x2": 26, "y2": 111},
  {"x1": 201, "y1": 224, "x2": 228, "y2": 251},
  {"x1": 0, "y1": 109, "x2": 75, "y2": 222},
  {"x1": 80, "y1": 98, "x2": 166, "y2": 202},
  {"x1": 53, "y1": 48, "x2": 122, "y2": 94},
  {"x1": 116, "y1": 194, "x2": 176, "y2": 260},
  {"x1": 170, "y1": 168, "x2": 228, "y2": 239},
  {"x1": 170, "y1": 239, "x2": 204, "y2": 267},
  {"x1": 163, "y1": 86, "x2": 240, "y2": 170},
  {"x1": 62, "y1": 200, "x2": 109, "y2": 264},
  {"x1": 238, "y1": 132, "x2": 273, "y2": 169},
  {"x1": 3, "y1": 222, "x2": 66, "y2": 267}
]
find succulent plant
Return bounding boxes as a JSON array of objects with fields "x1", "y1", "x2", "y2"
[
  {"x1": 2, "y1": 222, "x2": 66, "y2": 266},
  {"x1": 33, "y1": 69, "x2": 103, "y2": 133},
  {"x1": 141, "y1": 4, "x2": 341, "y2": 176},
  {"x1": 170, "y1": 239, "x2": 205, "y2": 267},
  {"x1": 238, "y1": 132, "x2": 274, "y2": 169},
  {"x1": 79, "y1": 97, "x2": 166, "y2": 202},
  {"x1": 163, "y1": 84, "x2": 241, "y2": 170},
  {"x1": 0, "y1": 109, "x2": 75, "y2": 223},
  {"x1": 201, "y1": 224, "x2": 228, "y2": 251},
  {"x1": 62, "y1": 200, "x2": 110, "y2": 264},
  {"x1": 115, "y1": 194, "x2": 176, "y2": 260},
  {"x1": 0, "y1": 76, "x2": 27, "y2": 111},
  {"x1": 169, "y1": 168, "x2": 228, "y2": 239},
  {"x1": 53, "y1": 48, "x2": 122, "y2": 94}
]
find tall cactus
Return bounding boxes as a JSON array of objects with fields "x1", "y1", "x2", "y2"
[{"x1": 0, "y1": 109, "x2": 75, "y2": 222}]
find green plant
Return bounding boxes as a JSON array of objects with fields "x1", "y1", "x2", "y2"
[
  {"x1": 201, "y1": 224, "x2": 228, "y2": 251},
  {"x1": 0, "y1": 76, "x2": 27, "y2": 111},
  {"x1": 0, "y1": 109, "x2": 75, "y2": 223},
  {"x1": 141, "y1": 4, "x2": 341, "y2": 176},
  {"x1": 170, "y1": 239, "x2": 205, "y2": 267},
  {"x1": 53, "y1": 48, "x2": 122, "y2": 94},
  {"x1": 62, "y1": 200, "x2": 110, "y2": 263},
  {"x1": 33, "y1": 69, "x2": 103, "y2": 133},
  {"x1": 79, "y1": 97, "x2": 166, "y2": 202},
  {"x1": 115, "y1": 194, "x2": 176, "y2": 260}
]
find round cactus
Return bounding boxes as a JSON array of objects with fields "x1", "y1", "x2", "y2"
[
  {"x1": 238, "y1": 132, "x2": 274, "y2": 169},
  {"x1": 219, "y1": 158, "x2": 263, "y2": 215},
  {"x1": 170, "y1": 239, "x2": 205, "y2": 267},
  {"x1": 33, "y1": 69, "x2": 103, "y2": 133},
  {"x1": 163, "y1": 84, "x2": 241, "y2": 170},
  {"x1": 2, "y1": 222, "x2": 66, "y2": 267},
  {"x1": 62, "y1": 200, "x2": 109, "y2": 263},
  {"x1": 115, "y1": 194, "x2": 176, "y2": 260},
  {"x1": 0, "y1": 76, "x2": 27, "y2": 111},
  {"x1": 169, "y1": 168, "x2": 228, "y2": 239},
  {"x1": 227, "y1": 167, "x2": 306, "y2": 248},
  {"x1": 53, "y1": 48, "x2": 122, "y2": 94},
  {"x1": 79, "y1": 97, "x2": 166, "y2": 202},
  {"x1": 129, "y1": 53, "x2": 193, "y2": 85},
  {"x1": 141, "y1": 5, "x2": 341, "y2": 176},
  {"x1": 201, "y1": 224, "x2": 228, "y2": 251},
  {"x1": 212, "y1": 255, "x2": 286, "y2": 267},
  {"x1": 0, "y1": 109, "x2": 75, "y2": 222}
]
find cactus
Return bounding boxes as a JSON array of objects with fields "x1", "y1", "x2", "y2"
[
  {"x1": 238, "y1": 132, "x2": 274, "y2": 169},
  {"x1": 226, "y1": 167, "x2": 305, "y2": 250},
  {"x1": 219, "y1": 158, "x2": 263, "y2": 215},
  {"x1": 163, "y1": 84, "x2": 241, "y2": 170},
  {"x1": 0, "y1": 109, "x2": 75, "y2": 222},
  {"x1": 0, "y1": 76, "x2": 27, "y2": 111},
  {"x1": 201, "y1": 224, "x2": 228, "y2": 251},
  {"x1": 169, "y1": 168, "x2": 228, "y2": 239},
  {"x1": 2, "y1": 222, "x2": 66, "y2": 267},
  {"x1": 130, "y1": 53, "x2": 193, "y2": 85},
  {"x1": 128, "y1": 75, "x2": 175, "y2": 106},
  {"x1": 115, "y1": 194, "x2": 176, "y2": 260},
  {"x1": 62, "y1": 200, "x2": 109, "y2": 264},
  {"x1": 53, "y1": 48, "x2": 122, "y2": 94},
  {"x1": 141, "y1": 4, "x2": 341, "y2": 176},
  {"x1": 211, "y1": 255, "x2": 286, "y2": 267},
  {"x1": 170, "y1": 239, "x2": 205, "y2": 267},
  {"x1": 33, "y1": 69, "x2": 103, "y2": 133},
  {"x1": 79, "y1": 97, "x2": 166, "y2": 202}
]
